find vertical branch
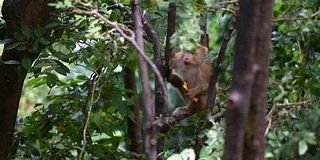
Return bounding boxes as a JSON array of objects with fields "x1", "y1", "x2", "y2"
[
  {"x1": 142, "y1": 11, "x2": 169, "y2": 118},
  {"x1": 163, "y1": 3, "x2": 176, "y2": 78},
  {"x1": 157, "y1": 3, "x2": 176, "y2": 159},
  {"x1": 200, "y1": 13, "x2": 209, "y2": 48},
  {"x1": 124, "y1": 67, "x2": 143, "y2": 158},
  {"x1": 205, "y1": 16, "x2": 236, "y2": 124},
  {"x1": 243, "y1": 0, "x2": 273, "y2": 159},
  {"x1": 130, "y1": 0, "x2": 157, "y2": 159},
  {"x1": 223, "y1": 0, "x2": 260, "y2": 159},
  {"x1": 195, "y1": 13, "x2": 209, "y2": 159},
  {"x1": 196, "y1": 15, "x2": 236, "y2": 159}
]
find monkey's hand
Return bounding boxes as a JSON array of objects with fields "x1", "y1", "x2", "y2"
[{"x1": 187, "y1": 86, "x2": 201, "y2": 101}]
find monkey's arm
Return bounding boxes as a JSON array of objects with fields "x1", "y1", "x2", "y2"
[
  {"x1": 187, "y1": 84, "x2": 208, "y2": 99},
  {"x1": 167, "y1": 70, "x2": 189, "y2": 102},
  {"x1": 167, "y1": 70, "x2": 183, "y2": 88}
]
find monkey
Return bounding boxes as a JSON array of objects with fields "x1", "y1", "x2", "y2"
[{"x1": 167, "y1": 44, "x2": 217, "y2": 117}]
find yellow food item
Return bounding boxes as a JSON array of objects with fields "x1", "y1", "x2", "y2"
[{"x1": 183, "y1": 82, "x2": 198, "y2": 102}]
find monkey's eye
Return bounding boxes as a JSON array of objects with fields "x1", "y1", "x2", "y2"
[{"x1": 186, "y1": 50, "x2": 192, "y2": 54}]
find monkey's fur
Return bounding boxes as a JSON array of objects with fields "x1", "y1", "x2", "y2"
[{"x1": 168, "y1": 44, "x2": 217, "y2": 117}]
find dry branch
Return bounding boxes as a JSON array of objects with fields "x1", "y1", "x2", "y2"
[{"x1": 265, "y1": 98, "x2": 320, "y2": 136}]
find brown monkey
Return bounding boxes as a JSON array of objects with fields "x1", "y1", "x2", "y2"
[{"x1": 168, "y1": 44, "x2": 216, "y2": 117}]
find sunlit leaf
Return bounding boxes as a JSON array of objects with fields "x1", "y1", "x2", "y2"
[{"x1": 298, "y1": 140, "x2": 308, "y2": 155}]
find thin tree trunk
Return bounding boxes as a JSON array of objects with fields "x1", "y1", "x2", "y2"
[
  {"x1": 243, "y1": 0, "x2": 273, "y2": 159},
  {"x1": 163, "y1": 3, "x2": 176, "y2": 78},
  {"x1": 223, "y1": 0, "x2": 260, "y2": 159},
  {"x1": 0, "y1": 1, "x2": 55, "y2": 159},
  {"x1": 197, "y1": 16, "x2": 236, "y2": 159},
  {"x1": 124, "y1": 67, "x2": 143, "y2": 158},
  {"x1": 157, "y1": 3, "x2": 176, "y2": 159},
  {"x1": 223, "y1": 0, "x2": 272, "y2": 159}
]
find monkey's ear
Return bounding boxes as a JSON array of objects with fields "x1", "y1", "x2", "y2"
[
  {"x1": 196, "y1": 44, "x2": 208, "y2": 56},
  {"x1": 170, "y1": 48, "x2": 176, "y2": 60}
]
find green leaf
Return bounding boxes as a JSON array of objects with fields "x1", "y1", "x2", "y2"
[
  {"x1": 5, "y1": 41, "x2": 27, "y2": 50},
  {"x1": 52, "y1": 51, "x2": 71, "y2": 62},
  {"x1": 45, "y1": 22, "x2": 60, "y2": 29},
  {"x1": 21, "y1": 58, "x2": 32, "y2": 70},
  {"x1": 26, "y1": 77, "x2": 42, "y2": 87},
  {"x1": 30, "y1": 146, "x2": 40, "y2": 156},
  {"x1": 298, "y1": 140, "x2": 308, "y2": 155},
  {"x1": 55, "y1": 67, "x2": 68, "y2": 76},
  {"x1": 21, "y1": 24, "x2": 31, "y2": 38},
  {"x1": 38, "y1": 37, "x2": 48, "y2": 45},
  {"x1": 32, "y1": 59, "x2": 56, "y2": 69},
  {"x1": 33, "y1": 27, "x2": 46, "y2": 38},
  {"x1": 32, "y1": 40, "x2": 40, "y2": 52},
  {"x1": 54, "y1": 60, "x2": 70, "y2": 74},
  {"x1": 16, "y1": 44, "x2": 27, "y2": 51},
  {"x1": 52, "y1": 42, "x2": 70, "y2": 54},
  {"x1": 46, "y1": 73, "x2": 57, "y2": 88},
  {"x1": 14, "y1": 32, "x2": 25, "y2": 41}
]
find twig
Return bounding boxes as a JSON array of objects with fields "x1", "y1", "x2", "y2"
[
  {"x1": 273, "y1": 10, "x2": 320, "y2": 22},
  {"x1": 79, "y1": 68, "x2": 103, "y2": 160},
  {"x1": 264, "y1": 98, "x2": 320, "y2": 136}
]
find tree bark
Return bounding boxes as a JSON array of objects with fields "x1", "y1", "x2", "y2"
[
  {"x1": 223, "y1": 0, "x2": 272, "y2": 160},
  {"x1": 223, "y1": 0, "x2": 259, "y2": 159},
  {"x1": 200, "y1": 14, "x2": 209, "y2": 48},
  {"x1": 243, "y1": 0, "x2": 273, "y2": 159},
  {"x1": 0, "y1": 0, "x2": 55, "y2": 159},
  {"x1": 124, "y1": 67, "x2": 143, "y2": 158},
  {"x1": 163, "y1": 3, "x2": 176, "y2": 79}
]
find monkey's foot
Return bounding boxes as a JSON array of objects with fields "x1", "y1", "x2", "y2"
[{"x1": 172, "y1": 107, "x2": 191, "y2": 117}]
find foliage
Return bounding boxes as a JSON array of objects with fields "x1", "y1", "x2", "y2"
[
  {"x1": 265, "y1": 0, "x2": 320, "y2": 159},
  {"x1": 3, "y1": 0, "x2": 319, "y2": 159}
]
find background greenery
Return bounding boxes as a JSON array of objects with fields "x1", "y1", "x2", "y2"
[{"x1": 0, "y1": 0, "x2": 319, "y2": 159}]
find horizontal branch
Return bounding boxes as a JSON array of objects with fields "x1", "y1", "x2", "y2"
[{"x1": 160, "y1": 109, "x2": 225, "y2": 134}]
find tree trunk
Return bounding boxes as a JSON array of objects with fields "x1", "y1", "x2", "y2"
[
  {"x1": 157, "y1": 3, "x2": 176, "y2": 159},
  {"x1": 0, "y1": 0, "x2": 55, "y2": 159},
  {"x1": 223, "y1": 0, "x2": 273, "y2": 159},
  {"x1": 243, "y1": 0, "x2": 273, "y2": 159},
  {"x1": 124, "y1": 67, "x2": 143, "y2": 158}
]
